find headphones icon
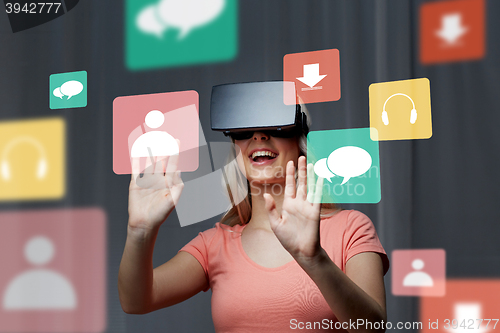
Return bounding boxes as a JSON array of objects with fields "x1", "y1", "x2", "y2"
[
  {"x1": 382, "y1": 93, "x2": 417, "y2": 126},
  {"x1": 1, "y1": 137, "x2": 48, "y2": 181}
]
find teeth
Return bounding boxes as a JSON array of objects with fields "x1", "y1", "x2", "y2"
[{"x1": 251, "y1": 151, "x2": 277, "y2": 159}]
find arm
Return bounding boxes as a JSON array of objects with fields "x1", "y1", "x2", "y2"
[
  {"x1": 118, "y1": 225, "x2": 208, "y2": 314},
  {"x1": 264, "y1": 157, "x2": 387, "y2": 332},
  {"x1": 297, "y1": 251, "x2": 386, "y2": 332},
  {"x1": 118, "y1": 152, "x2": 208, "y2": 314}
]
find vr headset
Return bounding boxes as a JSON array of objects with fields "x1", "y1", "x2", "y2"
[{"x1": 210, "y1": 81, "x2": 308, "y2": 139}]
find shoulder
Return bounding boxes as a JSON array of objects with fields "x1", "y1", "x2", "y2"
[
  {"x1": 322, "y1": 209, "x2": 379, "y2": 241},
  {"x1": 190, "y1": 222, "x2": 243, "y2": 248},
  {"x1": 320, "y1": 209, "x2": 374, "y2": 233},
  {"x1": 320, "y1": 209, "x2": 389, "y2": 274}
]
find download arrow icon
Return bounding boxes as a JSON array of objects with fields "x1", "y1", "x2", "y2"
[
  {"x1": 436, "y1": 13, "x2": 468, "y2": 45},
  {"x1": 296, "y1": 63, "x2": 327, "y2": 88}
]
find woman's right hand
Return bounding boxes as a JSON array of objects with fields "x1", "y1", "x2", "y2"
[
  {"x1": 121, "y1": 144, "x2": 206, "y2": 315},
  {"x1": 128, "y1": 149, "x2": 184, "y2": 232}
]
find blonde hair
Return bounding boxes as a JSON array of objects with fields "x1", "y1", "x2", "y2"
[{"x1": 219, "y1": 103, "x2": 338, "y2": 227}]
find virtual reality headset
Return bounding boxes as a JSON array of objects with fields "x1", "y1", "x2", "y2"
[{"x1": 210, "y1": 81, "x2": 309, "y2": 139}]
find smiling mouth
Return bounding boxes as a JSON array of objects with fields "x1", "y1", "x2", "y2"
[{"x1": 250, "y1": 150, "x2": 278, "y2": 163}]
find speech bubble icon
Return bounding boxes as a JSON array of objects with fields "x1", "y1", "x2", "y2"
[
  {"x1": 157, "y1": 0, "x2": 225, "y2": 39},
  {"x1": 53, "y1": 87, "x2": 64, "y2": 99},
  {"x1": 60, "y1": 80, "x2": 83, "y2": 100},
  {"x1": 313, "y1": 158, "x2": 335, "y2": 183},
  {"x1": 327, "y1": 146, "x2": 372, "y2": 185},
  {"x1": 137, "y1": 5, "x2": 166, "y2": 38}
]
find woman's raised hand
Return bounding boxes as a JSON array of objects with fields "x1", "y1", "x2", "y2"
[
  {"x1": 264, "y1": 156, "x2": 324, "y2": 262},
  {"x1": 128, "y1": 146, "x2": 184, "y2": 231}
]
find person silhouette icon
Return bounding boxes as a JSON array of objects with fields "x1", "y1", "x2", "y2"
[
  {"x1": 402, "y1": 258, "x2": 434, "y2": 287},
  {"x1": 2, "y1": 236, "x2": 77, "y2": 310},
  {"x1": 130, "y1": 110, "x2": 179, "y2": 158}
]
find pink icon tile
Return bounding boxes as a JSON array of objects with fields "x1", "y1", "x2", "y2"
[
  {"x1": 113, "y1": 90, "x2": 200, "y2": 174},
  {"x1": 0, "y1": 208, "x2": 106, "y2": 333},
  {"x1": 392, "y1": 249, "x2": 446, "y2": 297}
]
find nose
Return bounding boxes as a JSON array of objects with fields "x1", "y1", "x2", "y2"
[{"x1": 253, "y1": 131, "x2": 270, "y2": 141}]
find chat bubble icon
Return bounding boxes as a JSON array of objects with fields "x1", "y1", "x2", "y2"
[
  {"x1": 327, "y1": 146, "x2": 372, "y2": 185},
  {"x1": 158, "y1": 0, "x2": 225, "y2": 39},
  {"x1": 49, "y1": 71, "x2": 87, "y2": 109},
  {"x1": 313, "y1": 158, "x2": 336, "y2": 183},
  {"x1": 60, "y1": 80, "x2": 83, "y2": 99},
  {"x1": 53, "y1": 87, "x2": 64, "y2": 99},
  {"x1": 137, "y1": 5, "x2": 165, "y2": 38}
]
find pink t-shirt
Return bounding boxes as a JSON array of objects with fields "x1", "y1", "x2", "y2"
[{"x1": 179, "y1": 209, "x2": 389, "y2": 332}]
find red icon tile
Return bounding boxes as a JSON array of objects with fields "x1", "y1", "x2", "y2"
[
  {"x1": 113, "y1": 90, "x2": 200, "y2": 174},
  {"x1": 420, "y1": 0, "x2": 485, "y2": 65},
  {"x1": 421, "y1": 280, "x2": 500, "y2": 333},
  {"x1": 0, "y1": 208, "x2": 106, "y2": 333},
  {"x1": 283, "y1": 49, "x2": 341, "y2": 104},
  {"x1": 392, "y1": 249, "x2": 446, "y2": 297}
]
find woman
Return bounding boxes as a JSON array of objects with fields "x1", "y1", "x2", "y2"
[{"x1": 118, "y1": 83, "x2": 389, "y2": 332}]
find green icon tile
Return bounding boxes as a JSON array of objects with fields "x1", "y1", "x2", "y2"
[
  {"x1": 49, "y1": 71, "x2": 87, "y2": 110},
  {"x1": 126, "y1": 0, "x2": 238, "y2": 70},
  {"x1": 307, "y1": 128, "x2": 381, "y2": 204}
]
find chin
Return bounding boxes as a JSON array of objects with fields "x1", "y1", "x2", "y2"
[
  {"x1": 246, "y1": 163, "x2": 285, "y2": 180},
  {"x1": 247, "y1": 173, "x2": 286, "y2": 186},
  {"x1": 249, "y1": 178, "x2": 281, "y2": 185}
]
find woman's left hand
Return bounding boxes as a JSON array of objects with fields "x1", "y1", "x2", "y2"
[{"x1": 264, "y1": 156, "x2": 324, "y2": 263}]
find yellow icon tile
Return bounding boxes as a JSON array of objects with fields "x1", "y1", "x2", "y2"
[
  {"x1": 0, "y1": 118, "x2": 65, "y2": 201},
  {"x1": 369, "y1": 78, "x2": 432, "y2": 141}
]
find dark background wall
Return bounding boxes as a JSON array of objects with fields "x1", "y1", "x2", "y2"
[{"x1": 1, "y1": 0, "x2": 499, "y2": 332}]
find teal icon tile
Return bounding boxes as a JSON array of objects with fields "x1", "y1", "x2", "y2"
[
  {"x1": 307, "y1": 128, "x2": 381, "y2": 204},
  {"x1": 49, "y1": 71, "x2": 87, "y2": 110},
  {"x1": 126, "y1": 0, "x2": 238, "y2": 70}
]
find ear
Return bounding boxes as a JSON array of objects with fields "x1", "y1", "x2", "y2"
[
  {"x1": 410, "y1": 109, "x2": 417, "y2": 124},
  {"x1": 1, "y1": 160, "x2": 10, "y2": 180},
  {"x1": 382, "y1": 111, "x2": 389, "y2": 125},
  {"x1": 37, "y1": 158, "x2": 47, "y2": 179}
]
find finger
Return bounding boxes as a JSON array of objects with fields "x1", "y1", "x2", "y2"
[
  {"x1": 284, "y1": 160, "x2": 296, "y2": 199},
  {"x1": 173, "y1": 170, "x2": 183, "y2": 186},
  {"x1": 175, "y1": 139, "x2": 181, "y2": 153},
  {"x1": 307, "y1": 163, "x2": 315, "y2": 203},
  {"x1": 313, "y1": 176, "x2": 324, "y2": 207},
  {"x1": 296, "y1": 156, "x2": 307, "y2": 200},
  {"x1": 165, "y1": 154, "x2": 180, "y2": 189},
  {"x1": 131, "y1": 156, "x2": 141, "y2": 184},
  {"x1": 144, "y1": 147, "x2": 155, "y2": 174},
  {"x1": 130, "y1": 157, "x2": 141, "y2": 187},
  {"x1": 170, "y1": 169, "x2": 184, "y2": 205},
  {"x1": 263, "y1": 193, "x2": 281, "y2": 230},
  {"x1": 154, "y1": 156, "x2": 166, "y2": 175},
  {"x1": 166, "y1": 153, "x2": 179, "y2": 174},
  {"x1": 166, "y1": 140, "x2": 180, "y2": 175}
]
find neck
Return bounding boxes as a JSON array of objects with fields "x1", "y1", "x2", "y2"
[{"x1": 246, "y1": 182, "x2": 285, "y2": 231}]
